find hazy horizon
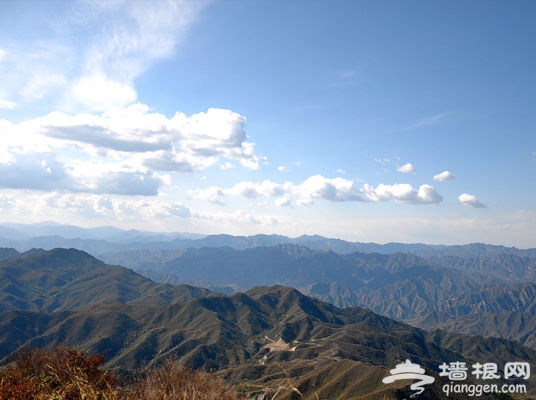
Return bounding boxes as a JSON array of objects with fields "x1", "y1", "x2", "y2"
[{"x1": 2, "y1": 220, "x2": 536, "y2": 249}]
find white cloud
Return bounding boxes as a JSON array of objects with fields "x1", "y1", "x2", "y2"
[
  {"x1": 73, "y1": 0, "x2": 209, "y2": 110},
  {"x1": 230, "y1": 180, "x2": 286, "y2": 198},
  {"x1": 0, "y1": 41, "x2": 72, "y2": 105},
  {"x1": 362, "y1": 183, "x2": 443, "y2": 204},
  {"x1": 397, "y1": 162, "x2": 414, "y2": 173},
  {"x1": 458, "y1": 193, "x2": 487, "y2": 208},
  {"x1": 197, "y1": 209, "x2": 277, "y2": 227},
  {"x1": 191, "y1": 175, "x2": 443, "y2": 206},
  {"x1": 191, "y1": 180, "x2": 288, "y2": 204},
  {"x1": 0, "y1": 104, "x2": 259, "y2": 195},
  {"x1": 0, "y1": 1, "x2": 210, "y2": 111},
  {"x1": 77, "y1": 169, "x2": 166, "y2": 196},
  {"x1": 0, "y1": 147, "x2": 167, "y2": 196},
  {"x1": 406, "y1": 112, "x2": 452, "y2": 130},
  {"x1": 0, "y1": 100, "x2": 16, "y2": 109},
  {"x1": 21, "y1": 70, "x2": 69, "y2": 102},
  {"x1": 44, "y1": 193, "x2": 191, "y2": 220},
  {"x1": 191, "y1": 186, "x2": 225, "y2": 204},
  {"x1": 71, "y1": 74, "x2": 137, "y2": 110},
  {"x1": 374, "y1": 157, "x2": 392, "y2": 165},
  {"x1": 0, "y1": 194, "x2": 15, "y2": 210},
  {"x1": 433, "y1": 170, "x2": 457, "y2": 181},
  {"x1": 0, "y1": 151, "x2": 71, "y2": 191},
  {"x1": 275, "y1": 196, "x2": 292, "y2": 207},
  {"x1": 297, "y1": 175, "x2": 362, "y2": 202}
]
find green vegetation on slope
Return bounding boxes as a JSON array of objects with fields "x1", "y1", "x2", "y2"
[{"x1": 1, "y1": 248, "x2": 535, "y2": 399}]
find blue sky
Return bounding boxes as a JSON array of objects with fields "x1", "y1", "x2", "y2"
[{"x1": 0, "y1": 0, "x2": 535, "y2": 246}]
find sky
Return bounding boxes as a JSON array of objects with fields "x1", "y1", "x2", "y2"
[{"x1": 0, "y1": 0, "x2": 535, "y2": 247}]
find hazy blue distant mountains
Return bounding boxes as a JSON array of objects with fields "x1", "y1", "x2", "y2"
[
  {"x1": 3, "y1": 223, "x2": 536, "y2": 354},
  {"x1": 2, "y1": 222, "x2": 536, "y2": 258},
  {"x1": 1, "y1": 247, "x2": 535, "y2": 399}
]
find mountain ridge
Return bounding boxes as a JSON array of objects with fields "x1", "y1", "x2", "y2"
[
  {"x1": 2, "y1": 223, "x2": 536, "y2": 258},
  {"x1": 1, "y1": 247, "x2": 535, "y2": 398},
  {"x1": 103, "y1": 244, "x2": 536, "y2": 352}
]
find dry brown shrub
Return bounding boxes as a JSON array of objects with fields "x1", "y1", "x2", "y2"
[
  {"x1": 0, "y1": 345, "x2": 117, "y2": 400},
  {"x1": 0, "y1": 346, "x2": 242, "y2": 400},
  {"x1": 125, "y1": 358, "x2": 243, "y2": 400}
]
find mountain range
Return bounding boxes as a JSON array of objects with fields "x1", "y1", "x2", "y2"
[
  {"x1": 98, "y1": 244, "x2": 536, "y2": 351},
  {"x1": 2, "y1": 222, "x2": 536, "y2": 258},
  {"x1": 1, "y1": 247, "x2": 535, "y2": 399},
  {"x1": 2, "y1": 223, "x2": 536, "y2": 352}
]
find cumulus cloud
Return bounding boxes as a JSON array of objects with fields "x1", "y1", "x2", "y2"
[
  {"x1": 433, "y1": 170, "x2": 457, "y2": 181},
  {"x1": 397, "y1": 162, "x2": 414, "y2": 173},
  {"x1": 230, "y1": 180, "x2": 286, "y2": 198},
  {"x1": 0, "y1": 151, "x2": 72, "y2": 191},
  {"x1": 458, "y1": 193, "x2": 487, "y2": 208},
  {"x1": 297, "y1": 175, "x2": 363, "y2": 202},
  {"x1": 191, "y1": 186, "x2": 225, "y2": 204},
  {"x1": 87, "y1": 171, "x2": 165, "y2": 196},
  {"x1": 0, "y1": 148, "x2": 167, "y2": 196},
  {"x1": 361, "y1": 183, "x2": 443, "y2": 204},
  {"x1": 0, "y1": 104, "x2": 259, "y2": 195},
  {"x1": 43, "y1": 105, "x2": 257, "y2": 171},
  {"x1": 192, "y1": 175, "x2": 443, "y2": 206},
  {"x1": 46, "y1": 193, "x2": 115, "y2": 218}
]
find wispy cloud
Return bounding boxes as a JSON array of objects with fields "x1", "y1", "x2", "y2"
[
  {"x1": 328, "y1": 69, "x2": 358, "y2": 88},
  {"x1": 406, "y1": 112, "x2": 453, "y2": 131},
  {"x1": 0, "y1": 0, "x2": 211, "y2": 112}
]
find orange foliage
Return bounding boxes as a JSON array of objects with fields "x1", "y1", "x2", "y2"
[{"x1": 0, "y1": 346, "x2": 242, "y2": 400}]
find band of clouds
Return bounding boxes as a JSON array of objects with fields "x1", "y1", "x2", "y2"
[
  {"x1": 191, "y1": 175, "x2": 444, "y2": 206},
  {"x1": 192, "y1": 173, "x2": 488, "y2": 209},
  {"x1": 0, "y1": 191, "x2": 276, "y2": 228}
]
